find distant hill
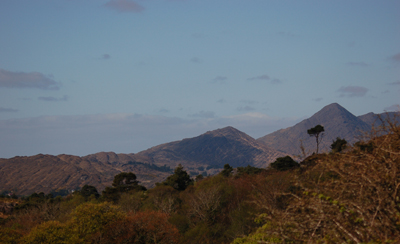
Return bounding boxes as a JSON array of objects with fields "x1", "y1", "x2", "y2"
[
  {"x1": 0, "y1": 127, "x2": 284, "y2": 195},
  {"x1": 133, "y1": 126, "x2": 286, "y2": 175},
  {"x1": 0, "y1": 152, "x2": 172, "y2": 195},
  {"x1": 257, "y1": 103, "x2": 399, "y2": 158},
  {"x1": 358, "y1": 111, "x2": 399, "y2": 127},
  {"x1": 1, "y1": 103, "x2": 398, "y2": 195}
]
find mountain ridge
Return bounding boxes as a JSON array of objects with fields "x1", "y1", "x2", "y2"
[
  {"x1": 256, "y1": 103, "x2": 396, "y2": 157},
  {"x1": 1, "y1": 103, "x2": 398, "y2": 195}
]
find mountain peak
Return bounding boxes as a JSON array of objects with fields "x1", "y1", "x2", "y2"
[
  {"x1": 312, "y1": 103, "x2": 351, "y2": 119},
  {"x1": 257, "y1": 103, "x2": 372, "y2": 156},
  {"x1": 206, "y1": 126, "x2": 242, "y2": 137}
]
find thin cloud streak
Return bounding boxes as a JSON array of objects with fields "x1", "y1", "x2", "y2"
[
  {"x1": 247, "y1": 75, "x2": 270, "y2": 81},
  {"x1": 38, "y1": 95, "x2": 68, "y2": 102},
  {"x1": 347, "y1": 61, "x2": 369, "y2": 67},
  {"x1": 101, "y1": 54, "x2": 111, "y2": 60},
  {"x1": 337, "y1": 86, "x2": 368, "y2": 97},
  {"x1": 104, "y1": 0, "x2": 144, "y2": 13},
  {"x1": 237, "y1": 106, "x2": 255, "y2": 112},
  {"x1": 384, "y1": 104, "x2": 400, "y2": 111},
  {"x1": 0, "y1": 107, "x2": 18, "y2": 113},
  {"x1": 212, "y1": 76, "x2": 228, "y2": 84},
  {"x1": 188, "y1": 111, "x2": 215, "y2": 119},
  {"x1": 0, "y1": 69, "x2": 60, "y2": 90},
  {"x1": 390, "y1": 53, "x2": 400, "y2": 62},
  {"x1": 247, "y1": 75, "x2": 282, "y2": 84}
]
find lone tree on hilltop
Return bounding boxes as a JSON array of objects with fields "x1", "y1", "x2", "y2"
[{"x1": 307, "y1": 124, "x2": 325, "y2": 154}]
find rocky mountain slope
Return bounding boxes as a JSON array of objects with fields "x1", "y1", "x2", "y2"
[
  {"x1": 0, "y1": 127, "x2": 284, "y2": 195},
  {"x1": 133, "y1": 126, "x2": 286, "y2": 175},
  {"x1": 1, "y1": 103, "x2": 397, "y2": 195},
  {"x1": 256, "y1": 103, "x2": 398, "y2": 157},
  {"x1": 0, "y1": 152, "x2": 172, "y2": 195}
]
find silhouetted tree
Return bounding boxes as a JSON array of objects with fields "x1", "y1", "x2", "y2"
[
  {"x1": 80, "y1": 185, "x2": 99, "y2": 199},
  {"x1": 220, "y1": 164, "x2": 233, "y2": 177},
  {"x1": 159, "y1": 164, "x2": 193, "y2": 191},
  {"x1": 102, "y1": 172, "x2": 146, "y2": 202},
  {"x1": 270, "y1": 156, "x2": 299, "y2": 171},
  {"x1": 307, "y1": 124, "x2": 325, "y2": 154}
]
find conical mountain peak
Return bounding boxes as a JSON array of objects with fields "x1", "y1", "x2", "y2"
[{"x1": 257, "y1": 103, "x2": 371, "y2": 156}]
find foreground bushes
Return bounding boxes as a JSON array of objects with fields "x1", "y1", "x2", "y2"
[
  {"x1": 22, "y1": 202, "x2": 179, "y2": 244},
  {"x1": 234, "y1": 121, "x2": 400, "y2": 243}
]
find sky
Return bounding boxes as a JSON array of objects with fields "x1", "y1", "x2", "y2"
[{"x1": 0, "y1": 0, "x2": 399, "y2": 158}]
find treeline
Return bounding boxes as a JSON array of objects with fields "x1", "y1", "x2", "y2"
[{"x1": 1, "y1": 119, "x2": 400, "y2": 243}]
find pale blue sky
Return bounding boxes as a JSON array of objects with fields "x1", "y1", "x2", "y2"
[{"x1": 0, "y1": 0, "x2": 399, "y2": 158}]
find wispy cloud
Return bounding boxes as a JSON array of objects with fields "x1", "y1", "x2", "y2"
[
  {"x1": 188, "y1": 111, "x2": 215, "y2": 119},
  {"x1": 0, "y1": 69, "x2": 60, "y2": 90},
  {"x1": 384, "y1": 104, "x2": 400, "y2": 112},
  {"x1": 247, "y1": 74, "x2": 270, "y2": 81},
  {"x1": 247, "y1": 74, "x2": 282, "y2": 84},
  {"x1": 101, "y1": 54, "x2": 111, "y2": 60},
  {"x1": 212, "y1": 76, "x2": 228, "y2": 84},
  {"x1": 158, "y1": 108, "x2": 169, "y2": 113},
  {"x1": 0, "y1": 107, "x2": 18, "y2": 113},
  {"x1": 347, "y1": 61, "x2": 369, "y2": 67},
  {"x1": 216, "y1": 99, "x2": 226, "y2": 104},
  {"x1": 104, "y1": 0, "x2": 144, "y2": 13},
  {"x1": 38, "y1": 95, "x2": 68, "y2": 102},
  {"x1": 337, "y1": 86, "x2": 368, "y2": 97},
  {"x1": 271, "y1": 78, "x2": 282, "y2": 84},
  {"x1": 240, "y1": 100, "x2": 258, "y2": 105},
  {"x1": 190, "y1": 57, "x2": 202, "y2": 63},
  {"x1": 313, "y1": 98, "x2": 323, "y2": 102},
  {"x1": 388, "y1": 81, "x2": 400, "y2": 85},
  {"x1": 277, "y1": 31, "x2": 297, "y2": 38},
  {"x1": 389, "y1": 53, "x2": 400, "y2": 62},
  {"x1": 236, "y1": 106, "x2": 255, "y2": 112}
]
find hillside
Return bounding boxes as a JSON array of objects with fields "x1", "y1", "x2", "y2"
[
  {"x1": 1, "y1": 103, "x2": 398, "y2": 195},
  {"x1": 0, "y1": 127, "x2": 284, "y2": 195},
  {"x1": 133, "y1": 126, "x2": 286, "y2": 175},
  {"x1": 0, "y1": 152, "x2": 172, "y2": 195}
]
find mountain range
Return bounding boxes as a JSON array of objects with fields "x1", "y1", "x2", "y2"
[
  {"x1": 257, "y1": 103, "x2": 398, "y2": 157},
  {"x1": 0, "y1": 103, "x2": 398, "y2": 195}
]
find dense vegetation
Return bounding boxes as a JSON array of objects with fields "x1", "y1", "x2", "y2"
[{"x1": 1, "y1": 119, "x2": 399, "y2": 243}]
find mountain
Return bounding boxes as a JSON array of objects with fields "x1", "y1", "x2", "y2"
[
  {"x1": 358, "y1": 111, "x2": 400, "y2": 127},
  {"x1": 0, "y1": 127, "x2": 284, "y2": 195},
  {"x1": 1, "y1": 104, "x2": 397, "y2": 195},
  {"x1": 257, "y1": 103, "x2": 372, "y2": 157},
  {"x1": 133, "y1": 126, "x2": 286, "y2": 174},
  {"x1": 0, "y1": 152, "x2": 172, "y2": 195}
]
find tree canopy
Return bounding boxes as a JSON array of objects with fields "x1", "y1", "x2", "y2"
[
  {"x1": 307, "y1": 124, "x2": 325, "y2": 154},
  {"x1": 270, "y1": 156, "x2": 299, "y2": 171},
  {"x1": 159, "y1": 164, "x2": 193, "y2": 191}
]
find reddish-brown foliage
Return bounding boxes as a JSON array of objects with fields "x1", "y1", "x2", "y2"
[{"x1": 100, "y1": 210, "x2": 180, "y2": 244}]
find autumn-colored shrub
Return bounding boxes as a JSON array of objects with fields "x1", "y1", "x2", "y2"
[
  {"x1": 70, "y1": 202, "x2": 124, "y2": 241},
  {"x1": 234, "y1": 122, "x2": 400, "y2": 243},
  {"x1": 100, "y1": 210, "x2": 180, "y2": 244},
  {"x1": 22, "y1": 220, "x2": 71, "y2": 244}
]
